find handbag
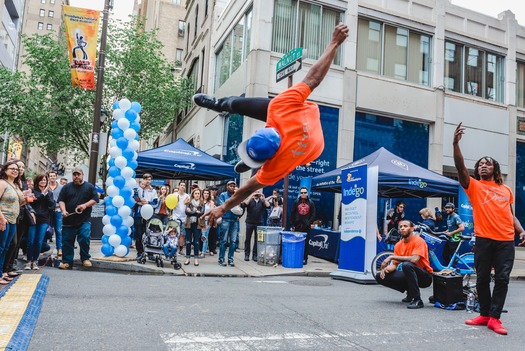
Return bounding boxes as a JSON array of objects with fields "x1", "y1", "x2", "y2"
[{"x1": 269, "y1": 206, "x2": 282, "y2": 220}]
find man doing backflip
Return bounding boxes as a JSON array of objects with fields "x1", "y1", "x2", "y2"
[
  {"x1": 453, "y1": 122, "x2": 525, "y2": 335},
  {"x1": 193, "y1": 23, "x2": 349, "y2": 226}
]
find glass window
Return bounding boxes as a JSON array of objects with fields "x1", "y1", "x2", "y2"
[
  {"x1": 175, "y1": 49, "x2": 183, "y2": 66},
  {"x1": 41, "y1": 0, "x2": 46, "y2": 3},
  {"x1": 48, "y1": 10, "x2": 54, "y2": 17},
  {"x1": 39, "y1": 9, "x2": 45, "y2": 17},
  {"x1": 517, "y1": 61, "x2": 525, "y2": 108},
  {"x1": 444, "y1": 42, "x2": 462, "y2": 91},
  {"x1": 47, "y1": 23, "x2": 53, "y2": 30},
  {"x1": 178, "y1": 21, "x2": 185, "y2": 37},
  {"x1": 384, "y1": 26, "x2": 408, "y2": 80},
  {"x1": 465, "y1": 47, "x2": 483, "y2": 97},
  {"x1": 194, "y1": 6, "x2": 198, "y2": 37},
  {"x1": 357, "y1": 19, "x2": 381, "y2": 73},
  {"x1": 408, "y1": 32, "x2": 430, "y2": 85},
  {"x1": 37, "y1": 22, "x2": 44, "y2": 30},
  {"x1": 50, "y1": 0, "x2": 55, "y2": 4},
  {"x1": 188, "y1": 58, "x2": 200, "y2": 91}
]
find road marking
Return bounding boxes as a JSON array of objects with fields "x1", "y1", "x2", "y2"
[{"x1": 253, "y1": 280, "x2": 287, "y2": 284}]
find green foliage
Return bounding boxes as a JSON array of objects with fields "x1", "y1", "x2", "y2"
[{"x1": 0, "y1": 17, "x2": 192, "y2": 160}]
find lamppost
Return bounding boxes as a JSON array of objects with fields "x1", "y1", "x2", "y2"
[{"x1": 88, "y1": 0, "x2": 112, "y2": 185}]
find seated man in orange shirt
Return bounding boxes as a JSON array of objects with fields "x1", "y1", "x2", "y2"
[
  {"x1": 193, "y1": 23, "x2": 349, "y2": 227},
  {"x1": 375, "y1": 220, "x2": 433, "y2": 309}
]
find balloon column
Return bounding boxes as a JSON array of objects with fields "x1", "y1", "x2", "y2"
[{"x1": 100, "y1": 98, "x2": 151, "y2": 257}]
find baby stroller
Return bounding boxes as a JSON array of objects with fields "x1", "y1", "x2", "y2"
[
  {"x1": 164, "y1": 219, "x2": 182, "y2": 270},
  {"x1": 138, "y1": 218, "x2": 167, "y2": 268}
]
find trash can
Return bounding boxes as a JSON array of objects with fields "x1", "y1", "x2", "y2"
[
  {"x1": 281, "y1": 231, "x2": 306, "y2": 268},
  {"x1": 256, "y1": 226, "x2": 282, "y2": 266}
]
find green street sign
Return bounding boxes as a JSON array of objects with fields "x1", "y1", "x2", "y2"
[{"x1": 276, "y1": 47, "x2": 303, "y2": 72}]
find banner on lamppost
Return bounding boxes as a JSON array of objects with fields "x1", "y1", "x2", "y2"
[
  {"x1": 8, "y1": 141, "x2": 23, "y2": 160},
  {"x1": 62, "y1": 5, "x2": 100, "y2": 90}
]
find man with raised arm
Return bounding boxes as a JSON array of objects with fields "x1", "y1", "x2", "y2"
[
  {"x1": 193, "y1": 23, "x2": 349, "y2": 227},
  {"x1": 453, "y1": 122, "x2": 525, "y2": 335}
]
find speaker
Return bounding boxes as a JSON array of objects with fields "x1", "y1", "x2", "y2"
[{"x1": 432, "y1": 273, "x2": 463, "y2": 305}]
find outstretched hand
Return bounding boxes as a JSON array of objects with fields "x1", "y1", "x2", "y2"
[
  {"x1": 453, "y1": 122, "x2": 465, "y2": 145},
  {"x1": 332, "y1": 23, "x2": 350, "y2": 46},
  {"x1": 207, "y1": 206, "x2": 226, "y2": 228}
]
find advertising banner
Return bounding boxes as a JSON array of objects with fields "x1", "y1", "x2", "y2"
[
  {"x1": 8, "y1": 141, "x2": 23, "y2": 160},
  {"x1": 62, "y1": 5, "x2": 100, "y2": 90},
  {"x1": 458, "y1": 186, "x2": 474, "y2": 236}
]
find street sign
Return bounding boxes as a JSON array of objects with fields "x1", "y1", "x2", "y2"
[
  {"x1": 276, "y1": 47, "x2": 303, "y2": 82},
  {"x1": 276, "y1": 59, "x2": 302, "y2": 83}
]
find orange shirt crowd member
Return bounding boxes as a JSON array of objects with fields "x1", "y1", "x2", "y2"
[{"x1": 393, "y1": 235, "x2": 433, "y2": 274}]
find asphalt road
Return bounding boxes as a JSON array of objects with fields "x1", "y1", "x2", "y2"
[{"x1": 29, "y1": 268, "x2": 525, "y2": 351}]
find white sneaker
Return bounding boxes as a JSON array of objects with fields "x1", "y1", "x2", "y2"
[
  {"x1": 32, "y1": 263, "x2": 39, "y2": 270},
  {"x1": 24, "y1": 263, "x2": 31, "y2": 270}
]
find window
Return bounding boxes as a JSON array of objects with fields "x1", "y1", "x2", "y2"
[
  {"x1": 39, "y1": 9, "x2": 45, "y2": 17},
  {"x1": 171, "y1": 0, "x2": 181, "y2": 4},
  {"x1": 357, "y1": 18, "x2": 431, "y2": 86},
  {"x1": 444, "y1": 40, "x2": 504, "y2": 102},
  {"x1": 272, "y1": 0, "x2": 343, "y2": 65},
  {"x1": 518, "y1": 61, "x2": 525, "y2": 108},
  {"x1": 41, "y1": 0, "x2": 46, "y2": 3},
  {"x1": 50, "y1": 0, "x2": 55, "y2": 4},
  {"x1": 178, "y1": 20, "x2": 185, "y2": 37},
  {"x1": 188, "y1": 58, "x2": 200, "y2": 91},
  {"x1": 175, "y1": 49, "x2": 183, "y2": 67},
  {"x1": 215, "y1": 9, "x2": 252, "y2": 88},
  {"x1": 37, "y1": 22, "x2": 44, "y2": 30},
  {"x1": 194, "y1": 6, "x2": 198, "y2": 38},
  {"x1": 48, "y1": 10, "x2": 54, "y2": 17},
  {"x1": 47, "y1": 23, "x2": 53, "y2": 30}
]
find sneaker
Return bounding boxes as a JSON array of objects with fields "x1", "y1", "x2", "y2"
[
  {"x1": 252, "y1": 256, "x2": 257, "y2": 262},
  {"x1": 58, "y1": 263, "x2": 72, "y2": 270},
  {"x1": 228, "y1": 260, "x2": 235, "y2": 267},
  {"x1": 218, "y1": 260, "x2": 227, "y2": 267},
  {"x1": 488, "y1": 317, "x2": 508, "y2": 335},
  {"x1": 32, "y1": 263, "x2": 39, "y2": 270},
  {"x1": 24, "y1": 263, "x2": 31, "y2": 270},
  {"x1": 465, "y1": 315, "x2": 490, "y2": 326},
  {"x1": 193, "y1": 94, "x2": 221, "y2": 112},
  {"x1": 402, "y1": 295, "x2": 412, "y2": 303},
  {"x1": 235, "y1": 161, "x2": 251, "y2": 173},
  {"x1": 407, "y1": 299, "x2": 424, "y2": 309},
  {"x1": 244, "y1": 256, "x2": 250, "y2": 261},
  {"x1": 82, "y1": 260, "x2": 92, "y2": 267}
]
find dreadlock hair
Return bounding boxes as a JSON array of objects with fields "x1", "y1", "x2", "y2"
[{"x1": 474, "y1": 156, "x2": 503, "y2": 185}]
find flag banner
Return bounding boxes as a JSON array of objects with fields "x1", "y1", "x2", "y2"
[
  {"x1": 8, "y1": 141, "x2": 23, "y2": 160},
  {"x1": 62, "y1": 5, "x2": 100, "y2": 90}
]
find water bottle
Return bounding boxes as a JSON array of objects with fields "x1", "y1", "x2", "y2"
[{"x1": 466, "y1": 292, "x2": 475, "y2": 313}]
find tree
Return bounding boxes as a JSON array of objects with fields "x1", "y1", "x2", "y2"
[{"x1": 0, "y1": 17, "x2": 193, "y2": 160}]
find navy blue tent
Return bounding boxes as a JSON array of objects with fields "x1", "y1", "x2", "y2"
[
  {"x1": 136, "y1": 138, "x2": 236, "y2": 180},
  {"x1": 311, "y1": 147, "x2": 459, "y2": 198}
]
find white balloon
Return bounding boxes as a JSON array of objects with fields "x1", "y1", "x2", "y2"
[
  {"x1": 119, "y1": 99, "x2": 131, "y2": 111},
  {"x1": 106, "y1": 185, "x2": 119, "y2": 197},
  {"x1": 102, "y1": 224, "x2": 116, "y2": 236},
  {"x1": 109, "y1": 139, "x2": 117, "y2": 148},
  {"x1": 118, "y1": 206, "x2": 131, "y2": 218},
  {"x1": 109, "y1": 147, "x2": 122, "y2": 158},
  {"x1": 112, "y1": 195, "x2": 125, "y2": 208},
  {"x1": 106, "y1": 177, "x2": 114, "y2": 186},
  {"x1": 121, "y1": 167, "x2": 134, "y2": 179},
  {"x1": 102, "y1": 215, "x2": 111, "y2": 225},
  {"x1": 114, "y1": 244, "x2": 128, "y2": 257},
  {"x1": 129, "y1": 140, "x2": 140, "y2": 151},
  {"x1": 117, "y1": 118, "x2": 130, "y2": 130},
  {"x1": 132, "y1": 152, "x2": 138, "y2": 161},
  {"x1": 135, "y1": 115, "x2": 141, "y2": 123},
  {"x1": 108, "y1": 234, "x2": 122, "y2": 247},
  {"x1": 112, "y1": 109, "x2": 124, "y2": 120},
  {"x1": 125, "y1": 178, "x2": 137, "y2": 189},
  {"x1": 140, "y1": 204, "x2": 154, "y2": 220},
  {"x1": 115, "y1": 156, "x2": 127, "y2": 169},
  {"x1": 124, "y1": 128, "x2": 136, "y2": 141},
  {"x1": 123, "y1": 216, "x2": 134, "y2": 227}
]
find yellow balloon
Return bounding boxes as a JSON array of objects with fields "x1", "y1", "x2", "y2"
[{"x1": 165, "y1": 194, "x2": 179, "y2": 210}]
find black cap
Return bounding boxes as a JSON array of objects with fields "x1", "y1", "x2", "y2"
[{"x1": 444, "y1": 202, "x2": 455, "y2": 209}]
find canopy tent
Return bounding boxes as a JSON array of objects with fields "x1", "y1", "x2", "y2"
[
  {"x1": 136, "y1": 138, "x2": 236, "y2": 180},
  {"x1": 311, "y1": 147, "x2": 459, "y2": 198}
]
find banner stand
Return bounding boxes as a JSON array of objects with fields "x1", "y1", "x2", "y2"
[{"x1": 330, "y1": 164, "x2": 378, "y2": 284}]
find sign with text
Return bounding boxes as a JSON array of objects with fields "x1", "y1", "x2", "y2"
[{"x1": 276, "y1": 47, "x2": 302, "y2": 83}]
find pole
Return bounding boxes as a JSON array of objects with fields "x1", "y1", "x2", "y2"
[
  {"x1": 88, "y1": 0, "x2": 111, "y2": 185},
  {"x1": 281, "y1": 75, "x2": 293, "y2": 229}
]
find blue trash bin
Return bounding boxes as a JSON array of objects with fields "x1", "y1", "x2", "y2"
[{"x1": 281, "y1": 231, "x2": 306, "y2": 268}]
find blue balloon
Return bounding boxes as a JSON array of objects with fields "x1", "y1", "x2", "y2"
[
  {"x1": 108, "y1": 166, "x2": 120, "y2": 178},
  {"x1": 125, "y1": 197, "x2": 135, "y2": 208},
  {"x1": 128, "y1": 160, "x2": 138, "y2": 170},
  {"x1": 122, "y1": 148, "x2": 134, "y2": 160},
  {"x1": 111, "y1": 128, "x2": 124, "y2": 139},
  {"x1": 110, "y1": 215, "x2": 123, "y2": 227},
  {"x1": 112, "y1": 101, "x2": 120, "y2": 110},
  {"x1": 106, "y1": 204, "x2": 117, "y2": 216},
  {"x1": 120, "y1": 186, "x2": 132, "y2": 199},
  {"x1": 130, "y1": 102, "x2": 142, "y2": 113},
  {"x1": 111, "y1": 120, "x2": 118, "y2": 129},
  {"x1": 121, "y1": 236, "x2": 132, "y2": 247},
  {"x1": 116, "y1": 225, "x2": 128, "y2": 237},
  {"x1": 130, "y1": 121, "x2": 141, "y2": 132},
  {"x1": 125, "y1": 109, "x2": 138, "y2": 122},
  {"x1": 116, "y1": 137, "x2": 129, "y2": 150},
  {"x1": 101, "y1": 243, "x2": 114, "y2": 256},
  {"x1": 132, "y1": 170, "x2": 136, "y2": 178},
  {"x1": 101, "y1": 235, "x2": 110, "y2": 244},
  {"x1": 108, "y1": 158, "x2": 116, "y2": 167},
  {"x1": 113, "y1": 176, "x2": 126, "y2": 189},
  {"x1": 134, "y1": 135, "x2": 139, "y2": 140}
]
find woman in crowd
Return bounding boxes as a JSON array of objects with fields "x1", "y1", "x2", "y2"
[
  {"x1": 199, "y1": 188, "x2": 215, "y2": 258},
  {"x1": 184, "y1": 187, "x2": 205, "y2": 266},
  {"x1": 25, "y1": 174, "x2": 54, "y2": 270},
  {"x1": 419, "y1": 207, "x2": 436, "y2": 231},
  {"x1": 267, "y1": 188, "x2": 283, "y2": 227},
  {"x1": 154, "y1": 185, "x2": 171, "y2": 225},
  {"x1": 0, "y1": 161, "x2": 25, "y2": 285}
]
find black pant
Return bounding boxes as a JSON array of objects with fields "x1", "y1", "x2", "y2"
[
  {"x1": 442, "y1": 240, "x2": 460, "y2": 265},
  {"x1": 133, "y1": 218, "x2": 145, "y2": 255},
  {"x1": 244, "y1": 223, "x2": 259, "y2": 258},
  {"x1": 375, "y1": 262, "x2": 433, "y2": 300},
  {"x1": 208, "y1": 226, "x2": 218, "y2": 253},
  {"x1": 219, "y1": 96, "x2": 270, "y2": 122},
  {"x1": 475, "y1": 237, "x2": 515, "y2": 319}
]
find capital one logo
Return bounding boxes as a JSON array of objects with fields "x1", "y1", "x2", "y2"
[
  {"x1": 309, "y1": 234, "x2": 329, "y2": 249},
  {"x1": 173, "y1": 162, "x2": 196, "y2": 170}
]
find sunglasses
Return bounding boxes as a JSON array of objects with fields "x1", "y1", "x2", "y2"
[{"x1": 300, "y1": 192, "x2": 307, "y2": 194}]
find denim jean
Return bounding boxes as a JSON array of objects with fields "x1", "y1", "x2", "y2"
[
  {"x1": 0, "y1": 222, "x2": 17, "y2": 276},
  {"x1": 27, "y1": 223, "x2": 49, "y2": 262},
  {"x1": 62, "y1": 222, "x2": 91, "y2": 264},
  {"x1": 51, "y1": 210, "x2": 63, "y2": 250},
  {"x1": 163, "y1": 243, "x2": 177, "y2": 258},
  {"x1": 185, "y1": 223, "x2": 201, "y2": 258},
  {"x1": 219, "y1": 220, "x2": 239, "y2": 262},
  {"x1": 200, "y1": 227, "x2": 210, "y2": 254}
]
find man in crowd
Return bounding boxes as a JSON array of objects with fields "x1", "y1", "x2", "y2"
[
  {"x1": 375, "y1": 220, "x2": 433, "y2": 309},
  {"x1": 47, "y1": 171, "x2": 63, "y2": 258},
  {"x1": 218, "y1": 180, "x2": 242, "y2": 267},
  {"x1": 442, "y1": 202, "x2": 464, "y2": 264},
  {"x1": 384, "y1": 201, "x2": 406, "y2": 237},
  {"x1": 171, "y1": 181, "x2": 190, "y2": 253},
  {"x1": 241, "y1": 190, "x2": 270, "y2": 261},
  {"x1": 59, "y1": 178, "x2": 68, "y2": 186},
  {"x1": 453, "y1": 122, "x2": 525, "y2": 335},
  {"x1": 133, "y1": 173, "x2": 158, "y2": 258},
  {"x1": 57, "y1": 167, "x2": 98, "y2": 269},
  {"x1": 291, "y1": 187, "x2": 316, "y2": 265}
]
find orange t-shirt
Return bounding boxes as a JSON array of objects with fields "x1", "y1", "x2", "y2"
[
  {"x1": 393, "y1": 235, "x2": 433, "y2": 273},
  {"x1": 255, "y1": 82, "x2": 324, "y2": 185},
  {"x1": 464, "y1": 177, "x2": 515, "y2": 241}
]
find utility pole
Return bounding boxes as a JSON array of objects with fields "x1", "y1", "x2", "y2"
[{"x1": 88, "y1": 0, "x2": 112, "y2": 185}]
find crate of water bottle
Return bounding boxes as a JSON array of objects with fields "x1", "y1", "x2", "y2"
[{"x1": 420, "y1": 231, "x2": 443, "y2": 250}]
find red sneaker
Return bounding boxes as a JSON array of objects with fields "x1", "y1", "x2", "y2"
[
  {"x1": 488, "y1": 317, "x2": 508, "y2": 335},
  {"x1": 465, "y1": 315, "x2": 490, "y2": 326}
]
